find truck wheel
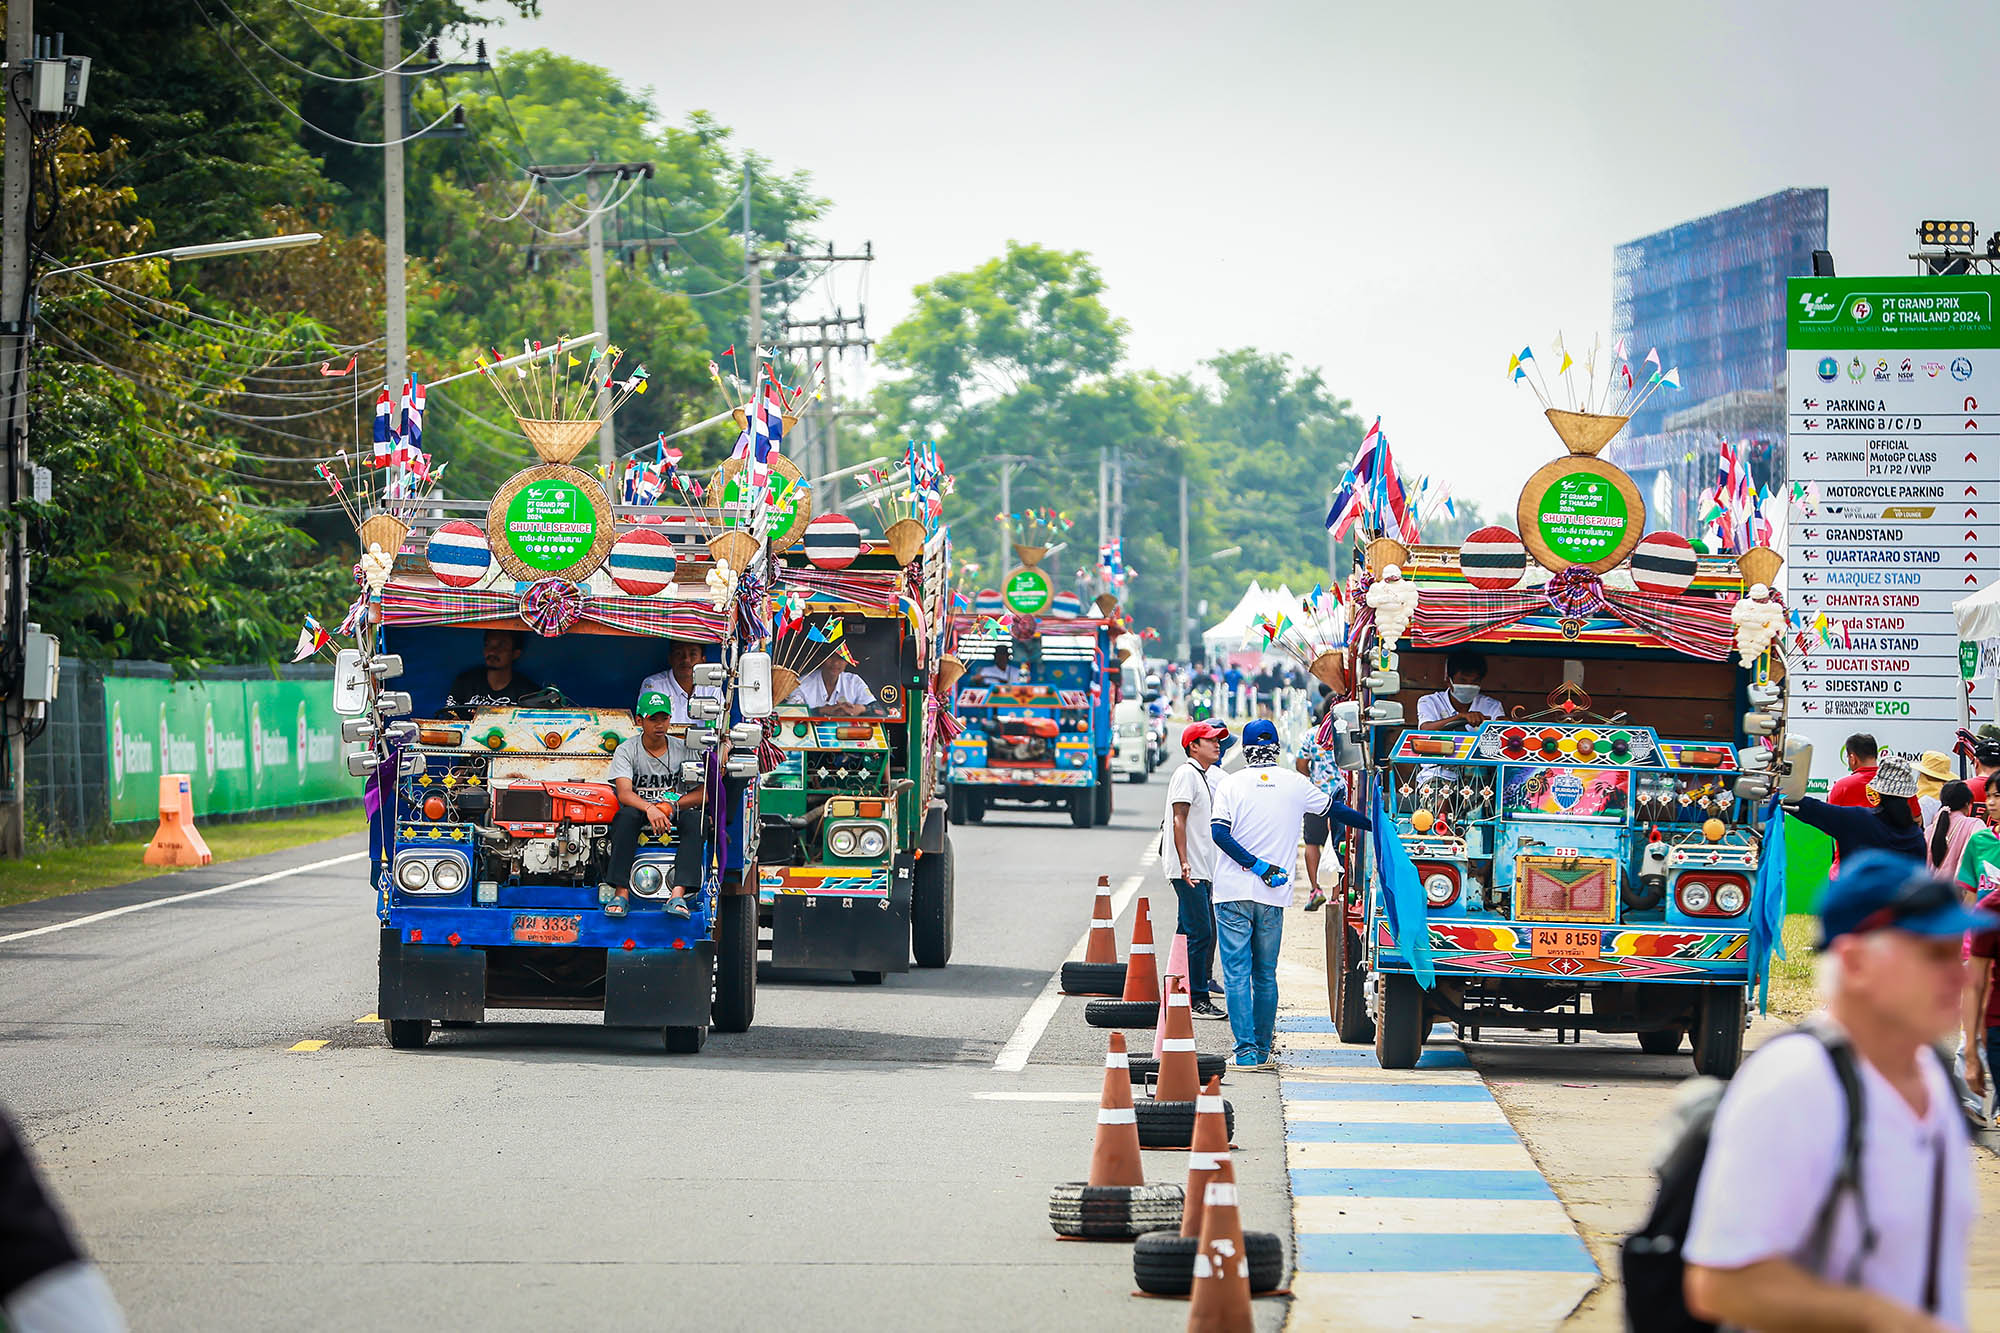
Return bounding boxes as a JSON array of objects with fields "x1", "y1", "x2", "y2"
[
  {"x1": 1638, "y1": 1027, "x2": 1684, "y2": 1055},
  {"x1": 663, "y1": 1024, "x2": 707, "y2": 1054},
  {"x1": 1374, "y1": 973, "x2": 1425, "y2": 1069},
  {"x1": 1069, "y1": 787, "x2": 1092, "y2": 828},
  {"x1": 386, "y1": 1018, "x2": 432, "y2": 1050},
  {"x1": 712, "y1": 892, "x2": 757, "y2": 1032},
  {"x1": 1126, "y1": 765, "x2": 1148, "y2": 785},
  {"x1": 953, "y1": 786, "x2": 984, "y2": 824},
  {"x1": 1329, "y1": 918, "x2": 1375, "y2": 1045},
  {"x1": 1093, "y1": 766, "x2": 1113, "y2": 825},
  {"x1": 1692, "y1": 987, "x2": 1746, "y2": 1078},
  {"x1": 913, "y1": 835, "x2": 955, "y2": 968}
]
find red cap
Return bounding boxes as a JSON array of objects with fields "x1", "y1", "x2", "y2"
[{"x1": 1181, "y1": 720, "x2": 1229, "y2": 751}]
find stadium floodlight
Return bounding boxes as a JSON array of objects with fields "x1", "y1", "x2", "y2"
[{"x1": 1918, "y1": 219, "x2": 1977, "y2": 248}]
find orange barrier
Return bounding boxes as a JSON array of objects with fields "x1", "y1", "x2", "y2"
[{"x1": 143, "y1": 774, "x2": 212, "y2": 868}]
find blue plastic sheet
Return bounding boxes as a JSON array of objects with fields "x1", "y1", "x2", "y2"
[{"x1": 1371, "y1": 785, "x2": 1437, "y2": 989}]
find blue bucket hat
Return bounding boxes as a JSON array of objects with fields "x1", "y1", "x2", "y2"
[{"x1": 1817, "y1": 848, "x2": 1999, "y2": 947}]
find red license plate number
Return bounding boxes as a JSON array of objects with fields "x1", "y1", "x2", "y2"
[
  {"x1": 512, "y1": 913, "x2": 581, "y2": 944},
  {"x1": 1530, "y1": 927, "x2": 1600, "y2": 959}
]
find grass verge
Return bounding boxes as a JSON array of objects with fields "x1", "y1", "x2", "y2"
[
  {"x1": 0, "y1": 810, "x2": 362, "y2": 910},
  {"x1": 1765, "y1": 914, "x2": 1821, "y2": 1020}
]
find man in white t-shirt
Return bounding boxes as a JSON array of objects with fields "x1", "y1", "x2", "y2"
[
  {"x1": 639, "y1": 641, "x2": 725, "y2": 724},
  {"x1": 973, "y1": 644, "x2": 1025, "y2": 688},
  {"x1": 1162, "y1": 720, "x2": 1228, "y2": 1019},
  {"x1": 785, "y1": 652, "x2": 877, "y2": 716},
  {"x1": 1209, "y1": 718, "x2": 1371, "y2": 1068},
  {"x1": 1414, "y1": 648, "x2": 1505, "y2": 785},
  {"x1": 1684, "y1": 849, "x2": 1993, "y2": 1331}
]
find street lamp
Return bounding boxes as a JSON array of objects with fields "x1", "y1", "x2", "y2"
[
  {"x1": 1211, "y1": 545, "x2": 1243, "y2": 560},
  {"x1": 34, "y1": 230, "x2": 324, "y2": 296}
]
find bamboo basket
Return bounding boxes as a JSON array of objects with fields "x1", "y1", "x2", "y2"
[
  {"x1": 1094, "y1": 593, "x2": 1121, "y2": 620},
  {"x1": 1543, "y1": 409, "x2": 1629, "y2": 458},
  {"x1": 731, "y1": 408, "x2": 800, "y2": 434},
  {"x1": 1736, "y1": 545, "x2": 1784, "y2": 590},
  {"x1": 1011, "y1": 543, "x2": 1047, "y2": 568},
  {"x1": 358, "y1": 512, "x2": 410, "y2": 557},
  {"x1": 770, "y1": 667, "x2": 800, "y2": 706},
  {"x1": 518, "y1": 417, "x2": 604, "y2": 465},
  {"x1": 708, "y1": 528, "x2": 759, "y2": 571},
  {"x1": 935, "y1": 655, "x2": 966, "y2": 693},
  {"x1": 885, "y1": 517, "x2": 926, "y2": 566},
  {"x1": 1364, "y1": 536, "x2": 1409, "y2": 577},
  {"x1": 1309, "y1": 650, "x2": 1347, "y2": 691}
]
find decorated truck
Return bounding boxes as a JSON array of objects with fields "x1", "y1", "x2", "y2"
[
  {"x1": 754, "y1": 488, "x2": 957, "y2": 984},
  {"x1": 1325, "y1": 405, "x2": 1807, "y2": 1078},
  {"x1": 328, "y1": 340, "x2": 797, "y2": 1054},
  {"x1": 946, "y1": 609, "x2": 1118, "y2": 829}
]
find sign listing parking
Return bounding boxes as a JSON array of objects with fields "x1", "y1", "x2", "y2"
[{"x1": 1786, "y1": 275, "x2": 2000, "y2": 769}]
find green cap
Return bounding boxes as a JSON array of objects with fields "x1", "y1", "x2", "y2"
[{"x1": 636, "y1": 689, "x2": 672, "y2": 718}]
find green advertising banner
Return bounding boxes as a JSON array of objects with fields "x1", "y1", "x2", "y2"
[
  {"x1": 1787, "y1": 275, "x2": 2000, "y2": 347},
  {"x1": 105, "y1": 675, "x2": 355, "y2": 822},
  {"x1": 1002, "y1": 566, "x2": 1053, "y2": 616}
]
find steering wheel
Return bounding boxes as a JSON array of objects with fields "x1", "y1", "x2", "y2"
[{"x1": 512, "y1": 685, "x2": 573, "y2": 709}]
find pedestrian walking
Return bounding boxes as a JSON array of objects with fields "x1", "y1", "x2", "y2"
[
  {"x1": 1162, "y1": 721, "x2": 1229, "y2": 1019},
  {"x1": 1916, "y1": 751, "x2": 1954, "y2": 828},
  {"x1": 1684, "y1": 850, "x2": 1992, "y2": 1331},
  {"x1": 1293, "y1": 710, "x2": 1351, "y2": 913},
  {"x1": 1208, "y1": 719, "x2": 1369, "y2": 1069},
  {"x1": 1927, "y1": 782, "x2": 1982, "y2": 881},
  {"x1": 1788, "y1": 753, "x2": 1925, "y2": 864},
  {"x1": 1956, "y1": 731, "x2": 2000, "y2": 821}
]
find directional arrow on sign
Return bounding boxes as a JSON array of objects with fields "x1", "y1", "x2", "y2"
[
  {"x1": 1971, "y1": 574, "x2": 1984, "y2": 585},
  {"x1": 1969, "y1": 420, "x2": 1982, "y2": 430},
  {"x1": 1969, "y1": 452, "x2": 1982, "y2": 463},
  {"x1": 1970, "y1": 508, "x2": 1982, "y2": 519},
  {"x1": 1971, "y1": 486, "x2": 1983, "y2": 497},
  {"x1": 1969, "y1": 530, "x2": 1982, "y2": 541},
  {"x1": 1969, "y1": 552, "x2": 1982, "y2": 563}
]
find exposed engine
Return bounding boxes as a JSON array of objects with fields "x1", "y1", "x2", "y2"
[
  {"x1": 479, "y1": 780, "x2": 620, "y2": 884},
  {"x1": 983, "y1": 715, "x2": 1059, "y2": 766}
]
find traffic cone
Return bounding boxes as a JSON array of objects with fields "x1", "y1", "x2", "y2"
[
  {"x1": 1089, "y1": 1032, "x2": 1144, "y2": 1187},
  {"x1": 1186, "y1": 1156, "x2": 1253, "y2": 1332},
  {"x1": 1181, "y1": 1076, "x2": 1229, "y2": 1238},
  {"x1": 1154, "y1": 977, "x2": 1202, "y2": 1104},
  {"x1": 1154, "y1": 931, "x2": 1190, "y2": 1060},
  {"x1": 1122, "y1": 896, "x2": 1160, "y2": 1005},
  {"x1": 1085, "y1": 874, "x2": 1119, "y2": 965}
]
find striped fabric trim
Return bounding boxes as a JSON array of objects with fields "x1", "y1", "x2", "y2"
[
  {"x1": 1390, "y1": 588, "x2": 1736, "y2": 662},
  {"x1": 378, "y1": 581, "x2": 731, "y2": 642},
  {"x1": 780, "y1": 566, "x2": 903, "y2": 610}
]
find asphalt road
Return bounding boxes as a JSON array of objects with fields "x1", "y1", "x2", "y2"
[{"x1": 0, "y1": 774, "x2": 1290, "y2": 1332}]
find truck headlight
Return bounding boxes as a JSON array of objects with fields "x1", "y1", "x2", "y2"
[
  {"x1": 430, "y1": 858, "x2": 466, "y2": 891},
  {"x1": 1714, "y1": 882, "x2": 1746, "y2": 915},
  {"x1": 1679, "y1": 881, "x2": 1712, "y2": 913},
  {"x1": 829, "y1": 827, "x2": 858, "y2": 856},
  {"x1": 396, "y1": 857, "x2": 431, "y2": 891},
  {"x1": 632, "y1": 862, "x2": 666, "y2": 897},
  {"x1": 1423, "y1": 871, "x2": 1458, "y2": 906},
  {"x1": 856, "y1": 827, "x2": 888, "y2": 857}
]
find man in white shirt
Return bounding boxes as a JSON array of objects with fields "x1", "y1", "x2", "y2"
[
  {"x1": 973, "y1": 644, "x2": 1025, "y2": 688},
  {"x1": 785, "y1": 651, "x2": 877, "y2": 716},
  {"x1": 1684, "y1": 849, "x2": 1992, "y2": 1330},
  {"x1": 1163, "y1": 720, "x2": 1229, "y2": 1018},
  {"x1": 639, "y1": 641, "x2": 725, "y2": 724},
  {"x1": 1209, "y1": 719, "x2": 1371, "y2": 1068},
  {"x1": 1414, "y1": 648, "x2": 1505, "y2": 786}
]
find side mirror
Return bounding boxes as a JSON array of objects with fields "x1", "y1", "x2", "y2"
[
  {"x1": 693, "y1": 663, "x2": 728, "y2": 687},
  {"x1": 679, "y1": 761, "x2": 705, "y2": 786},
  {"x1": 724, "y1": 753, "x2": 761, "y2": 778},
  {"x1": 398, "y1": 750, "x2": 428, "y2": 776},
  {"x1": 1363, "y1": 700, "x2": 1405, "y2": 726},
  {"x1": 728, "y1": 722, "x2": 764, "y2": 749},
  {"x1": 1780, "y1": 736, "x2": 1813, "y2": 802},
  {"x1": 1361, "y1": 668, "x2": 1401, "y2": 695},
  {"x1": 687, "y1": 695, "x2": 725, "y2": 721},
  {"x1": 1742, "y1": 711, "x2": 1779, "y2": 737},
  {"x1": 341, "y1": 718, "x2": 379, "y2": 744},
  {"x1": 367, "y1": 654, "x2": 404, "y2": 681},
  {"x1": 332, "y1": 649, "x2": 369, "y2": 716},
  {"x1": 374, "y1": 691, "x2": 413, "y2": 719},
  {"x1": 736, "y1": 650, "x2": 774, "y2": 718},
  {"x1": 344, "y1": 744, "x2": 380, "y2": 777}
]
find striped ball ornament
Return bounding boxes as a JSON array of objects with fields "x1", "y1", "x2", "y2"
[
  {"x1": 803, "y1": 513, "x2": 862, "y2": 569},
  {"x1": 1050, "y1": 591, "x2": 1085, "y2": 617},
  {"x1": 425, "y1": 520, "x2": 491, "y2": 588},
  {"x1": 607, "y1": 527, "x2": 680, "y2": 596},
  {"x1": 974, "y1": 589, "x2": 1005, "y2": 617},
  {"x1": 1458, "y1": 526, "x2": 1527, "y2": 590},
  {"x1": 1630, "y1": 531, "x2": 1697, "y2": 596}
]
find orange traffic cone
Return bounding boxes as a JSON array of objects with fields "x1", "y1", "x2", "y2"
[
  {"x1": 1089, "y1": 1032, "x2": 1144, "y2": 1187},
  {"x1": 1186, "y1": 1156, "x2": 1253, "y2": 1332},
  {"x1": 1085, "y1": 874, "x2": 1119, "y2": 965},
  {"x1": 1121, "y1": 896, "x2": 1161, "y2": 1005},
  {"x1": 1181, "y1": 1075, "x2": 1229, "y2": 1238},
  {"x1": 1155, "y1": 977, "x2": 1202, "y2": 1104}
]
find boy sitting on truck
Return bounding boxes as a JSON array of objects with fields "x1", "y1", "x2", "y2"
[{"x1": 603, "y1": 690, "x2": 707, "y2": 918}]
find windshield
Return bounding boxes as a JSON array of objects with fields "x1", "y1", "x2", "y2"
[{"x1": 778, "y1": 614, "x2": 908, "y2": 720}]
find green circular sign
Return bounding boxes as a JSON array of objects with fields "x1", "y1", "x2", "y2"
[
  {"x1": 1003, "y1": 566, "x2": 1052, "y2": 615},
  {"x1": 722, "y1": 468, "x2": 806, "y2": 545},
  {"x1": 1532, "y1": 468, "x2": 1631, "y2": 566},
  {"x1": 504, "y1": 477, "x2": 600, "y2": 572}
]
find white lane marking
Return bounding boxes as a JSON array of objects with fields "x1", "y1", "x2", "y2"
[
  {"x1": 0, "y1": 852, "x2": 366, "y2": 945},
  {"x1": 972, "y1": 1091, "x2": 1100, "y2": 1102},
  {"x1": 993, "y1": 871, "x2": 1147, "y2": 1073}
]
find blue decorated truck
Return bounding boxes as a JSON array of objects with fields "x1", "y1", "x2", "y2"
[
  {"x1": 1328, "y1": 413, "x2": 1807, "y2": 1077},
  {"x1": 946, "y1": 616, "x2": 1117, "y2": 828}
]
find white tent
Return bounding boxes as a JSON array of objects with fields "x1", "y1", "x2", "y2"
[
  {"x1": 1202, "y1": 581, "x2": 1301, "y2": 659},
  {"x1": 1956, "y1": 579, "x2": 2000, "y2": 701}
]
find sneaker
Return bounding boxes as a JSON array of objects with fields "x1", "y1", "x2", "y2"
[
  {"x1": 1303, "y1": 886, "x2": 1327, "y2": 912},
  {"x1": 1191, "y1": 999, "x2": 1227, "y2": 1020},
  {"x1": 664, "y1": 896, "x2": 692, "y2": 919},
  {"x1": 1234, "y1": 1053, "x2": 1262, "y2": 1070}
]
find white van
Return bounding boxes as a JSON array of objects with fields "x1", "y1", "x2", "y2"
[{"x1": 1110, "y1": 633, "x2": 1152, "y2": 784}]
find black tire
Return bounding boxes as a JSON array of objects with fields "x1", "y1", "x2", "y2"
[
  {"x1": 1069, "y1": 787, "x2": 1092, "y2": 828},
  {"x1": 663, "y1": 1024, "x2": 706, "y2": 1054},
  {"x1": 1126, "y1": 767, "x2": 1148, "y2": 785},
  {"x1": 1329, "y1": 918, "x2": 1375, "y2": 1045},
  {"x1": 1374, "y1": 972, "x2": 1426, "y2": 1069},
  {"x1": 1133, "y1": 1098, "x2": 1235, "y2": 1149},
  {"x1": 1126, "y1": 1053, "x2": 1228, "y2": 1086},
  {"x1": 712, "y1": 892, "x2": 757, "y2": 1033},
  {"x1": 1061, "y1": 961, "x2": 1127, "y2": 997},
  {"x1": 1085, "y1": 999, "x2": 1159, "y2": 1029},
  {"x1": 386, "y1": 1018, "x2": 432, "y2": 1049},
  {"x1": 852, "y1": 970, "x2": 885, "y2": 985},
  {"x1": 912, "y1": 836, "x2": 954, "y2": 968},
  {"x1": 1133, "y1": 1230, "x2": 1285, "y2": 1296},
  {"x1": 1638, "y1": 1027, "x2": 1684, "y2": 1056},
  {"x1": 950, "y1": 784, "x2": 984, "y2": 825},
  {"x1": 1047, "y1": 1181, "x2": 1184, "y2": 1239},
  {"x1": 1093, "y1": 767, "x2": 1113, "y2": 825},
  {"x1": 1692, "y1": 986, "x2": 1746, "y2": 1078}
]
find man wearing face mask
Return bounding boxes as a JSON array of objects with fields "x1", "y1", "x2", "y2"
[{"x1": 1414, "y1": 649, "x2": 1505, "y2": 785}]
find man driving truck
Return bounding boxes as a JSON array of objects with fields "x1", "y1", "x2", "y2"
[
  {"x1": 446, "y1": 629, "x2": 541, "y2": 710},
  {"x1": 785, "y1": 648, "x2": 876, "y2": 717}
]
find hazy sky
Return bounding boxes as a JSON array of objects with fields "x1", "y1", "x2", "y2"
[{"x1": 491, "y1": 0, "x2": 2000, "y2": 511}]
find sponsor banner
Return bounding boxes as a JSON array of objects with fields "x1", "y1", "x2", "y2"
[{"x1": 106, "y1": 675, "x2": 355, "y2": 822}]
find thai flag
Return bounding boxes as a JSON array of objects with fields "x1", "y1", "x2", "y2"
[
  {"x1": 371, "y1": 389, "x2": 392, "y2": 468},
  {"x1": 1328, "y1": 417, "x2": 1414, "y2": 540},
  {"x1": 748, "y1": 373, "x2": 784, "y2": 496},
  {"x1": 395, "y1": 374, "x2": 426, "y2": 466}
]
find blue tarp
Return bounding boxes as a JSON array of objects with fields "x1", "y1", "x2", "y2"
[
  {"x1": 1749, "y1": 797, "x2": 1788, "y2": 1014},
  {"x1": 1371, "y1": 785, "x2": 1437, "y2": 989}
]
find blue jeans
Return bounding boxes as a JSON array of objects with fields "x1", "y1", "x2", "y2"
[
  {"x1": 1171, "y1": 879, "x2": 1216, "y2": 998},
  {"x1": 1214, "y1": 899, "x2": 1283, "y2": 1060}
]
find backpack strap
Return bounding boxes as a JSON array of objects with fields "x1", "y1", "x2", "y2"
[{"x1": 1793, "y1": 1016, "x2": 1878, "y2": 1283}]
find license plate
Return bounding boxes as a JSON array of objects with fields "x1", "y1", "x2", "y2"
[
  {"x1": 512, "y1": 913, "x2": 581, "y2": 944},
  {"x1": 1530, "y1": 927, "x2": 1601, "y2": 959}
]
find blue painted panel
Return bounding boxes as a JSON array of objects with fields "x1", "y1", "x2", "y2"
[
  {"x1": 1290, "y1": 1168, "x2": 1555, "y2": 1200},
  {"x1": 1281, "y1": 1082, "x2": 1492, "y2": 1102},
  {"x1": 383, "y1": 902, "x2": 709, "y2": 948},
  {"x1": 1284, "y1": 1049, "x2": 1471, "y2": 1070},
  {"x1": 1295, "y1": 1231, "x2": 1597, "y2": 1273},
  {"x1": 1286, "y1": 1121, "x2": 1520, "y2": 1145}
]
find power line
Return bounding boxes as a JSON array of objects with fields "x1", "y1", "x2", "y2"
[
  {"x1": 64, "y1": 272, "x2": 381, "y2": 352},
  {"x1": 204, "y1": 0, "x2": 437, "y2": 83}
]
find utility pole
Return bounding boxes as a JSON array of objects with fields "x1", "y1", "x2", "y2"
[
  {"x1": 1178, "y1": 472, "x2": 1191, "y2": 663},
  {"x1": 382, "y1": 0, "x2": 406, "y2": 417},
  {"x1": 772, "y1": 309, "x2": 872, "y2": 508},
  {"x1": 0, "y1": 0, "x2": 32, "y2": 856},
  {"x1": 990, "y1": 455, "x2": 1035, "y2": 577},
  {"x1": 1096, "y1": 446, "x2": 1108, "y2": 593},
  {"x1": 1110, "y1": 446, "x2": 1124, "y2": 563}
]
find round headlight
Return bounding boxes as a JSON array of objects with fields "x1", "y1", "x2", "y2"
[
  {"x1": 430, "y1": 858, "x2": 466, "y2": 891},
  {"x1": 396, "y1": 858, "x2": 431, "y2": 891},
  {"x1": 1423, "y1": 872, "x2": 1456, "y2": 905},
  {"x1": 829, "y1": 828, "x2": 858, "y2": 856},
  {"x1": 1680, "y1": 881, "x2": 1712, "y2": 913},
  {"x1": 1714, "y1": 882, "x2": 1746, "y2": 915},
  {"x1": 857, "y1": 828, "x2": 888, "y2": 857},
  {"x1": 632, "y1": 863, "x2": 664, "y2": 896}
]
